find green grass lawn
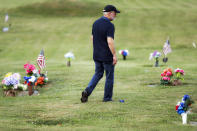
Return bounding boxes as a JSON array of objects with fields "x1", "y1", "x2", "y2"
[{"x1": 0, "y1": 0, "x2": 197, "y2": 130}]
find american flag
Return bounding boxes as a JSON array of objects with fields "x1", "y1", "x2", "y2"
[
  {"x1": 5, "y1": 13, "x2": 9, "y2": 22},
  {"x1": 163, "y1": 39, "x2": 172, "y2": 56},
  {"x1": 37, "y1": 49, "x2": 46, "y2": 70}
]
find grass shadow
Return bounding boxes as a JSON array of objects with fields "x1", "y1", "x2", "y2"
[
  {"x1": 8, "y1": 0, "x2": 104, "y2": 17},
  {"x1": 182, "y1": 82, "x2": 197, "y2": 86},
  {"x1": 28, "y1": 118, "x2": 79, "y2": 126},
  {"x1": 142, "y1": 64, "x2": 166, "y2": 67},
  {"x1": 145, "y1": 82, "x2": 179, "y2": 88},
  {"x1": 174, "y1": 44, "x2": 192, "y2": 49},
  {"x1": 118, "y1": 57, "x2": 136, "y2": 61}
]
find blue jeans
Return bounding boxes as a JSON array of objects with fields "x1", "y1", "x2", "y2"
[{"x1": 85, "y1": 60, "x2": 114, "y2": 101}]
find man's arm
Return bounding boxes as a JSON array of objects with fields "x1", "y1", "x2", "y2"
[
  {"x1": 91, "y1": 35, "x2": 93, "y2": 41},
  {"x1": 107, "y1": 37, "x2": 117, "y2": 65}
]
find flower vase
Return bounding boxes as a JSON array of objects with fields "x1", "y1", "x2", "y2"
[
  {"x1": 123, "y1": 55, "x2": 126, "y2": 60},
  {"x1": 163, "y1": 57, "x2": 168, "y2": 63},
  {"x1": 28, "y1": 83, "x2": 34, "y2": 96},
  {"x1": 173, "y1": 79, "x2": 182, "y2": 86},
  {"x1": 181, "y1": 113, "x2": 187, "y2": 124},
  {"x1": 67, "y1": 61, "x2": 71, "y2": 67},
  {"x1": 155, "y1": 59, "x2": 159, "y2": 67}
]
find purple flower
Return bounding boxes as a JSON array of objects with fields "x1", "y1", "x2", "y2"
[
  {"x1": 3, "y1": 76, "x2": 19, "y2": 86},
  {"x1": 152, "y1": 51, "x2": 158, "y2": 57}
]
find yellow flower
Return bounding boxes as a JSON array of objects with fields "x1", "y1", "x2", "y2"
[{"x1": 5, "y1": 72, "x2": 12, "y2": 78}]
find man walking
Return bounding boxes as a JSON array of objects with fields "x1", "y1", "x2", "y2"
[{"x1": 81, "y1": 5, "x2": 120, "y2": 103}]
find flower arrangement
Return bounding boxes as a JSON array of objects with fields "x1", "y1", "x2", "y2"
[
  {"x1": 1, "y1": 72, "x2": 27, "y2": 96},
  {"x1": 1, "y1": 53, "x2": 48, "y2": 96},
  {"x1": 174, "y1": 68, "x2": 184, "y2": 80},
  {"x1": 175, "y1": 95, "x2": 194, "y2": 124},
  {"x1": 24, "y1": 63, "x2": 36, "y2": 76},
  {"x1": 160, "y1": 68, "x2": 173, "y2": 85},
  {"x1": 35, "y1": 74, "x2": 48, "y2": 87},
  {"x1": 23, "y1": 63, "x2": 48, "y2": 95},
  {"x1": 24, "y1": 76, "x2": 37, "y2": 86},
  {"x1": 172, "y1": 68, "x2": 185, "y2": 86},
  {"x1": 24, "y1": 70, "x2": 48, "y2": 85},
  {"x1": 64, "y1": 52, "x2": 75, "y2": 66},
  {"x1": 160, "y1": 68, "x2": 185, "y2": 86},
  {"x1": 149, "y1": 51, "x2": 161, "y2": 67},
  {"x1": 119, "y1": 50, "x2": 129, "y2": 60}
]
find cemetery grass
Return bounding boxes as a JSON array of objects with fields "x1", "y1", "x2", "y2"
[{"x1": 0, "y1": 0, "x2": 197, "y2": 130}]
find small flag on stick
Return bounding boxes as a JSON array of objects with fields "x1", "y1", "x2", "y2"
[
  {"x1": 163, "y1": 39, "x2": 172, "y2": 56},
  {"x1": 192, "y1": 42, "x2": 196, "y2": 48},
  {"x1": 37, "y1": 49, "x2": 46, "y2": 70}
]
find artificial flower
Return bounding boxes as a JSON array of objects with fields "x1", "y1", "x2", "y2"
[
  {"x1": 64, "y1": 52, "x2": 75, "y2": 59},
  {"x1": 35, "y1": 77, "x2": 45, "y2": 86},
  {"x1": 5, "y1": 72, "x2": 12, "y2": 77},
  {"x1": 29, "y1": 76, "x2": 36, "y2": 83},
  {"x1": 24, "y1": 63, "x2": 36, "y2": 74},
  {"x1": 174, "y1": 68, "x2": 185, "y2": 80},
  {"x1": 1, "y1": 72, "x2": 21, "y2": 90},
  {"x1": 166, "y1": 71, "x2": 172, "y2": 76},
  {"x1": 176, "y1": 95, "x2": 194, "y2": 115},
  {"x1": 153, "y1": 51, "x2": 161, "y2": 58},
  {"x1": 175, "y1": 68, "x2": 184, "y2": 75},
  {"x1": 17, "y1": 84, "x2": 27, "y2": 91},
  {"x1": 160, "y1": 68, "x2": 173, "y2": 85},
  {"x1": 119, "y1": 50, "x2": 129, "y2": 56}
]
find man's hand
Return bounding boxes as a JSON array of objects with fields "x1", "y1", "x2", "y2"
[
  {"x1": 107, "y1": 37, "x2": 117, "y2": 65},
  {"x1": 113, "y1": 55, "x2": 117, "y2": 65}
]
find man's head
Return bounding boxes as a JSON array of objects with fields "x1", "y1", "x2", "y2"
[{"x1": 103, "y1": 5, "x2": 120, "y2": 21}]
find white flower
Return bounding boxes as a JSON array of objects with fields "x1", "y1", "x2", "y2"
[
  {"x1": 14, "y1": 84, "x2": 18, "y2": 89},
  {"x1": 17, "y1": 84, "x2": 28, "y2": 91},
  {"x1": 33, "y1": 69, "x2": 38, "y2": 74},
  {"x1": 64, "y1": 52, "x2": 75, "y2": 59},
  {"x1": 2, "y1": 27, "x2": 9, "y2": 32},
  {"x1": 155, "y1": 52, "x2": 161, "y2": 58},
  {"x1": 119, "y1": 50, "x2": 123, "y2": 55},
  {"x1": 29, "y1": 76, "x2": 36, "y2": 83},
  {"x1": 45, "y1": 78, "x2": 48, "y2": 81},
  {"x1": 33, "y1": 69, "x2": 40, "y2": 77},
  {"x1": 23, "y1": 84, "x2": 27, "y2": 90},
  {"x1": 149, "y1": 53, "x2": 153, "y2": 60},
  {"x1": 12, "y1": 73, "x2": 21, "y2": 81}
]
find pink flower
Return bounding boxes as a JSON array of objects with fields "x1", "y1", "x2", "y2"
[
  {"x1": 161, "y1": 73, "x2": 165, "y2": 77},
  {"x1": 167, "y1": 77, "x2": 171, "y2": 81},
  {"x1": 163, "y1": 77, "x2": 169, "y2": 81},
  {"x1": 175, "y1": 68, "x2": 180, "y2": 73},
  {"x1": 175, "y1": 68, "x2": 185, "y2": 75},
  {"x1": 26, "y1": 69, "x2": 31, "y2": 74},
  {"x1": 24, "y1": 63, "x2": 36, "y2": 74},
  {"x1": 24, "y1": 64, "x2": 29, "y2": 69},
  {"x1": 180, "y1": 70, "x2": 184, "y2": 74},
  {"x1": 2, "y1": 80, "x2": 5, "y2": 84},
  {"x1": 166, "y1": 71, "x2": 172, "y2": 76}
]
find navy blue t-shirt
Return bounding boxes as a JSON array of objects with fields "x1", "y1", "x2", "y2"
[{"x1": 92, "y1": 16, "x2": 115, "y2": 62}]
